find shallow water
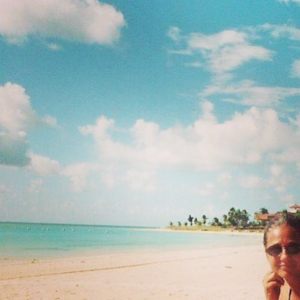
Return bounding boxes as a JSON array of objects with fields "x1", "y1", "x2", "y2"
[{"x1": 0, "y1": 222, "x2": 262, "y2": 259}]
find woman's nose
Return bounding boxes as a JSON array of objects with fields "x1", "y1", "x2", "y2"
[{"x1": 280, "y1": 248, "x2": 289, "y2": 260}]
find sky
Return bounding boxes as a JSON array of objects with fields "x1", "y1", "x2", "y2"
[{"x1": 1, "y1": 0, "x2": 300, "y2": 227}]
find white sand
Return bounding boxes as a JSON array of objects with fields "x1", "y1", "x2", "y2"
[{"x1": 0, "y1": 244, "x2": 269, "y2": 300}]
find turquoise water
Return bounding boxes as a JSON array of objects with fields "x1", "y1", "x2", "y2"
[{"x1": 0, "y1": 222, "x2": 262, "y2": 259}]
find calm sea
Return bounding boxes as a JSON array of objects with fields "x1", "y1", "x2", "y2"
[{"x1": 0, "y1": 222, "x2": 262, "y2": 259}]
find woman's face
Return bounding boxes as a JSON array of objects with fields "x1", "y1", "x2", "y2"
[{"x1": 265, "y1": 224, "x2": 300, "y2": 279}]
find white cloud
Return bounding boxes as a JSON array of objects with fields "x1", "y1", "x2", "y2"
[
  {"x1": 271, "y1": 173, "x2": 289, "y2": 193},
  {"x1": 270, "y1": 165, "x2": 284, "y2": 177},
  {"x1": 100, "y1": 171, "x2": 115, "y2": 189},
  {"x1": 217, "y1": 173, "x2": 232, "y2": 185},
  {"x1": 27, "y1": 153, "x2": 61, "y2": 176},
  {"x1": 239, "y1": 165, "x2": 293, "y2": 193},
  {"x1": 0, "y1": 82, "x2": 57, "y2": 167},
  {"x1": 0, "y1": 83, "x2": 56, "y2": 133},
  {"x1": 80, "y1": 103, "x2": 298, "y2": 172},
  {"x1": 63, "y1": 163, "x2": 99, "y2": 192},
  {"x1": 123, "y1": 169, "x2": 157, "y2": 192},
  {"x1": 260, "y1": 24, "x2": 300, "y2": 41},
  {"x1": 239, "y1": 175, "x2": 269, "y2": 189},
  {"x1": 184, "y1": 61, "x2": 203, "y2": 68},
  {"x1": 168, "y1": 28, "x2": 272, "y2": 75},
  {"x1": 291, "y1": 59, "x2": 300, "y2": 78},
  {"x1": 197, "y1": 182, "x2": 215, "y2": 196},
  {"x1": 29, "y1": 179, "x2": 43, "y2": 193},
  {"x1": 79, "y1": 116, "x2": 132, "y2": 162},
  {"x1": 202, "y1": 80, "x2": 300, "y2": 107},
  {"x1": 167, "y1": 27, "x2": 181, "y2": 43},
  {"x1": 47, "y1": 43, "x2": 62, "y2": 51},
  {"x1": 0, "y1": 0, "x2": 125, "y2": 45},
  {"x1": 278, "y1": 0, "x2": 300, "y2": 4}
]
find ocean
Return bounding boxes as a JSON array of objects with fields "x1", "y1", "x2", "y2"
[{"x1": 0, "y1": 222, "x2": 262, "y2": 259}]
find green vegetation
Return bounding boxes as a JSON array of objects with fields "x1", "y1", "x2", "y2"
[{"x1": 167, "y1": 207, "x2": 281, "y2": 232}]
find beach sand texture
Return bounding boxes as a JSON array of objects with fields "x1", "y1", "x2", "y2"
[{"x1": 1, "y1": 245, "x2": 269, "y2": 300}]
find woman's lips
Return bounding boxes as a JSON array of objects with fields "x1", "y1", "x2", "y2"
[{"x1": 278, "y1": 263, "x2": 291, "y2": 269}]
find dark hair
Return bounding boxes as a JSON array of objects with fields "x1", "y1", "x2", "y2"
[{"x1": 263, "y1": 212, "x2": 300, "y2": 246}]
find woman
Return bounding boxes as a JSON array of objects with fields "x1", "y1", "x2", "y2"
[{"x1": 263, "y1": 213, "x2": 300, "y2": 300}]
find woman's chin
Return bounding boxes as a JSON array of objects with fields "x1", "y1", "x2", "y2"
[{"x1": 277, "y1": 269, "x2": 289, "y2": 279}]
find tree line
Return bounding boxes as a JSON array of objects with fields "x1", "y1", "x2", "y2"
[{"x1": 168, "y1": 207, "x2": 281, "y2": 229}]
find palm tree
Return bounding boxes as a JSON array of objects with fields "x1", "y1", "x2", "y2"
[
  {"x1": 202, "y1": 215, "x2": 207, "y2": 226},
  {"x1": 178, "y1": 221, "x2": 181, "y2": 227},
  {"x1": 195, "y1": 220, "x2": 202, "y2": 227},
  {"x1": 228, "y1": 207, "x2": 235, "y2": 217},
  {"x1": 259, "y1": 207, "x2": 269, "y2": 214},
  {"x1": 188, "y1": 215, "x2": 194, "y2": 226},
  {"x1": 228, "y1": 207, "x2": 237, "y2": 226},
  {"x1": 169, "y1": 221, "x2": 173, "y2": 227},
  {"x1": 229, "y1": 208, "x2": 249, "y2": 228},
  {"x1": 223, "y1": 214, "x2": 228, "y2": 225},
  {"x1": 212, "y1": 217, "x2": 219, "y2": 226},
  {"x1": 240, "y1": 209, "x2": 249, "y2": 228}
]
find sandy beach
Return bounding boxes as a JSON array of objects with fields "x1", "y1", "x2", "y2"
[{"x1": 1, "y1": 243, "x2": 269, "y2": 300}]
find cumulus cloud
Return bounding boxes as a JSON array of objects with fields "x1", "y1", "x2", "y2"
[
  {"x1": 239, "y1": 164, "x2": 293, "y2": 193},
  {"x1": 0, "y1": 0, "x2": 125, "y2": 45},
  {"x1": 202, "y1": 80, "x2": 300, "y2": 107},
  {"x1": 0, "y1": 83, "x2": 56, "y2": 133},
  {"x1": 63, "y1": 163, "x2": 99, "y2": 192},
  {"x1": 269, "y1": 165, "x2": 292, "y2": 193},
  {"x1": 217, "y1": 173, "x2": 232, "y2": 185},
  {"x1": 239, "y1": 175, "x2": 269, "y2": 189},
  {"x1": 123, "y1": 168, "x2": 157, "y2": 192},
  {"x1": 47, "y1": 43, "x2": 62, "y2": 51},
  {"x1": 278, "y1": 0, "x2": 300, "y2": 4},
  {"x1": 79, "y1": 116, "x2": 132, "y2": 162},
  {"x1": 167, "y1": 27, "x2": 181, "y2": 43},
  {"x1": 196, "y1": 182, "x2": 215, "y2": 196},
  {"x1": 168, "y1": 27, "x2": 272, "y2": 75},
  {"x1": 100, "y1": 171, "x2": 115, "y2": 189},
  {"x1": 261, "y1": 24, "x2": 300, "y2": 40},
  {"x1": 80, "y1": 102, "x2": 299, "y2": 172},
  {"x1": 291, "y1": 59, "x2": 300, "y2": 78},
  {"x1": 0, "y1": 82, "x2": 57, "y2": 167},
  {"x1": 27, "y1": 153, "x2": 61, "y2": 176}
]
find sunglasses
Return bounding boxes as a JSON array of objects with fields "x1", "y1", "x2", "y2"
[{"x1": 266, "y1": 243, "x2": 300, "y2": 257}]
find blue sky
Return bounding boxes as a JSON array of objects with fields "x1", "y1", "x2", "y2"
[{"x1": 1, "y1": 0, "x2": 300, "y2": 226}]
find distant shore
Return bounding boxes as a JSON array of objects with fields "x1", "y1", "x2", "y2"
[{"x1": 160, "y1": 225, "x2": 264, "y2": 235}]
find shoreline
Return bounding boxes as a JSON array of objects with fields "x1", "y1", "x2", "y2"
[
  {"x1": 142, "y1": 226, "x2": 264, "y2": 236},
  {"x1": 1, "y1": 244, "x2": 268, "y2": 300}
]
